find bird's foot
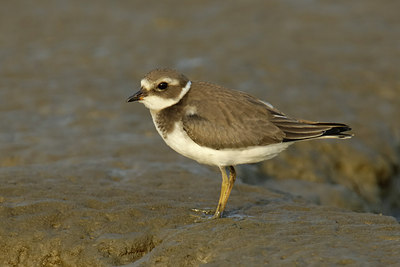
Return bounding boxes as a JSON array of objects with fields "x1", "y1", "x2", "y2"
[
  {"x1": 210, "y1": 211, "x2": 223, "y2": 219},
  {"x1": 190, "y1": 208, "x2": 222, "y2": 221},
  {"x1": 191, "y1": 208, "x2": 215, "y2": 215},
  {"x1": 191, "y1": 208, "x2": 214, "y2": 215}
]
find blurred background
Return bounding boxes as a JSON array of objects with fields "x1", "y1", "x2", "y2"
[
  {"x1": 0, "y1": 0, "x2": 399, "y2": 264},
  {"x1": 1, "y1": 0, "x2": 399, "y2": 213}
]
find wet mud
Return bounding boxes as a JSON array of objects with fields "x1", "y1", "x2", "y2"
[{"x1": 1, "y1": 0, "x2": 399, "y2": 265}]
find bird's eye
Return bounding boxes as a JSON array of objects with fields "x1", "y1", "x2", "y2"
[{"x1": 157, "y1": 82, "x2": 168, "y2": 90}]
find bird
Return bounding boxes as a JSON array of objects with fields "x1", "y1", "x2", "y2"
[{"x1": 126, "y1": 68, "x2": 352, "y2": 219}]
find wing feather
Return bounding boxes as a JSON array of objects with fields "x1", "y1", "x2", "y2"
[
  {"x1": 179, "y1": 82, "x2": 352, "y2": 149},
  {"x1": 181, "y1": 82, "x2": 285, "y2": 149}
]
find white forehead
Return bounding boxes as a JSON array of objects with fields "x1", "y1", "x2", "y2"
[
  {"x1": 141, "y1": 77, "x2": 180, "y2": 90},
  {"x1": 141, "y1": 79, "x2": 152, "y2": 89}
]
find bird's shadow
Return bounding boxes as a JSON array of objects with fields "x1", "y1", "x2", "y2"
[{"x1": 237, "y1": 164, "x2": 272, "y2": 186}]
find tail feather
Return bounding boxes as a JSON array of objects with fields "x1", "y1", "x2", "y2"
[{"x1": 276, "y1": 120, "x2": 353, "y2": 142}]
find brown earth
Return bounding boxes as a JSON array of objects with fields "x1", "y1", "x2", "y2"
[{"x1": 0, "y1": 0, "x2": 399, "y2": 266}]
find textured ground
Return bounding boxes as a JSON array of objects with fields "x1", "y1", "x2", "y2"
[{"x1": 1, "y1": 0, "x2": 399, "y2": 266}]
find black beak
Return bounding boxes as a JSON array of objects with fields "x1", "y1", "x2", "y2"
[{"x1": 126, "y1": 88, "x2": 146, "y2": 103}]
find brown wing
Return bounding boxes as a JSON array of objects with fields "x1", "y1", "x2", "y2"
[
  {"x1": 181, "y1": 82, "x2": 286, "y2": 149},
  {"x1": 181, "y1": 82, "x2": 352, "y2": 149}
]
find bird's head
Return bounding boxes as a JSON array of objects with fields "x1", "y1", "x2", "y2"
[{"x1": 127, "y1": 68, "x2": 191, "y2": 111}]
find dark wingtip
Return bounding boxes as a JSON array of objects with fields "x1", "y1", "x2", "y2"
[
  {"x1": 323, "y1": 125, "x2": 352, "y2": 136},
  {"x1": 282, "y1": 122, "x2": 353, "y2": 142},
  {"x1": 319, "y1": 124, "x2": 354, "y2": 140}
]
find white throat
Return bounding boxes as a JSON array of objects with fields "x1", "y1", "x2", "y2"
[{"x1": 141, "y1": 81, "x2": 192, "y2": 111}]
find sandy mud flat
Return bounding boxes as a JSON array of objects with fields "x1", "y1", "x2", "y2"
[{"x1": 1, "y1": 0, "x2": 399, "y2": 265}]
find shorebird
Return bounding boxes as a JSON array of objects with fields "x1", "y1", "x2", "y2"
[{"x1": 127, "y1": 68, "x2": 352, "y2": 218}]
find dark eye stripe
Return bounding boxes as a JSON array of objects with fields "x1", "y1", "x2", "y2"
[{"x1": 157, "y1": 82, "x2": 168, "y2": 90}]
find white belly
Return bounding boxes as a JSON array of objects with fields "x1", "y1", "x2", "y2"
[{"x1": 150, "y1": 111, "x2": 292, "y2": 166}]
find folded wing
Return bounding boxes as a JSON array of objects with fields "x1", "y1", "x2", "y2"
[{"x1": 181, "y1": 82, "x2": 352, "y2": 149}]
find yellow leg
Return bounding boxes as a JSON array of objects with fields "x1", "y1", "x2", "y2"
[
  {"x1": 212, "y1": 166, "x2": 236, "y2": 219},
  {"x1": 220, "y1": 166, "x2": 236, "y2": 214}
]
